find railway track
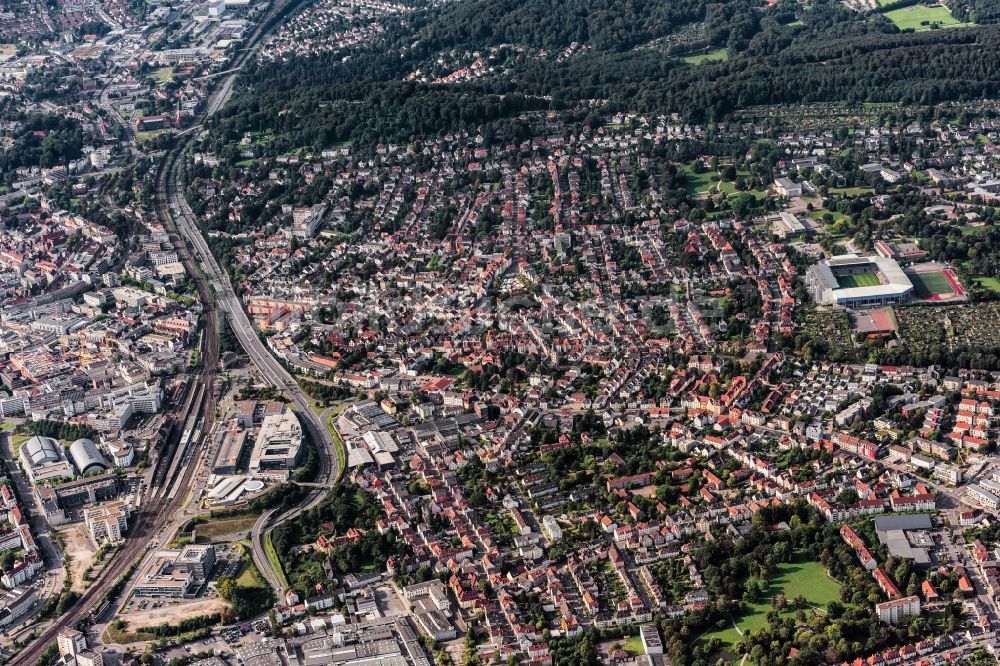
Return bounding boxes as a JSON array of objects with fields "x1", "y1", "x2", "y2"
[
  {"x1": 12, "y1": 3, "x2": 314, "y2": 662},
  {"x1": 10, "y1": 341, "x2": 217, "y2": 666},
  {"x1": 10, "y1": 46, "x2": 226, "y2": 666}
]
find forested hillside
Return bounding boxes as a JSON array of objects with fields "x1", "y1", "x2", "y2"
[
  {"x1": 409, "y1": 0, "x2": 745, "y2": 52},
  {"x1": 950, "y1": 0, "x2": 1000, "y2": 22},
  {"x1": 211, "y1": 0, "x2": 1000, "y2": 150}
]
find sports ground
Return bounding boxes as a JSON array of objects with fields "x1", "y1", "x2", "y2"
[
  {"x1": 836, "y1": 273, "x2": 881, "y2": 289},
  {"x1": 906, "y1": 266, "x2": 965, "y2": 301}
]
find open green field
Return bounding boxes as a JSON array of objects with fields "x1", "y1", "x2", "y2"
[
  {"x1": 808, "y1": 209, "x2": 852, "y2": 227},
  {"x1": 150, "y1": 66, "x2": 174, "y2": 84},
  {"x1": 136, "y1": 128, "x2": 171, "y2": 143},
  {"x1": 883, "y1": 5, "x2": 972, "y2": 31},
  {"x1": 974, "y1": 276, "x2": 1000, "y2": 293},
  {"x1": 828, "y1": 186, "x2": 874, "y2": 196},
  {"x1": 10, "y1": 434, "x2": 30, "y2": 458},
  {"x1": 908, "y1": 271, "x2": 954, "y2": 298},
  {"x1": 698, "y1": 554, "x2": 842, "y2": 656},
  {"x1": 836, "y1": 273, "x2": 881, "y2": 289},
  {"x1": 959, "y1": 224, "x2": 987, "y2": 235},
  {"x1": 623, "y1": 635, "x2": 646, "y2": 655},
  {"x1": 236, "y1": 557, "x2": 267, "y2": 588},
  {"x1": 682, "y1": 165, "x2": 717, "y2": 195},
  {"x1": 193, "y1": 514, "x2": 259, "y2": 540},
  {"x1": 681, "y1": 47, "x2": 729, "y2": 65}
]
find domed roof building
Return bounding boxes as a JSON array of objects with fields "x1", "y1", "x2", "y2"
[
  {"x1": 68, "y1": 438, "x2": 108, "y2": 475},
  {"x1": 18, "y1": 436, "x2": 73, "y2": 483}
]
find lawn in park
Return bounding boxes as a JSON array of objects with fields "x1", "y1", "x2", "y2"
[
  {"x1": 717, "y1": 180, "x2": 738, "y2": 195},
  {"x1": 836, "y1": 273, "x2": 882, "y2": 289},
  {"x1": 883, "y1": 5, "x2": 971, "y2": 31},
  {"x1": 909, "y1": 271, "x2": 954, "y2": 298},
  {"x1": 150, "y1": 66, "x2": 174, "y2": 84},
  {"x1": 682, "y1": 165, "x2": 717, "y2": 195},
  {"x1": 697, "y1": 554, "x2": 843, "y2": 656},
  {"x1": 681, "y1": 47, "x2": 729, "y2": 65},
  {"x1": 974, "y1": 276, "x2": 1000, "y2": 293}
]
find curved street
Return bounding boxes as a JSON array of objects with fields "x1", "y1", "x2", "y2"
[{"x1": 155, "y1": 0, "x2": 343, "y2": 596}]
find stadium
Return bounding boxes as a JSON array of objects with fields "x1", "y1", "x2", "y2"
[{"x1": 806, "y1": 254, "x2": 913, "y2": 308}]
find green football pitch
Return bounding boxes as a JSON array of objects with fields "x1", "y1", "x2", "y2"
[
  {"x1": 836, "y1": 273, "x2": 881, "y2": 289},
  {"x1": 909, "y1": 271, "x2": 954, "y2": 298}
]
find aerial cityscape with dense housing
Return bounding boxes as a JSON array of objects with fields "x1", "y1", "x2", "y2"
[{"x1": 9, "y1": 0, "x2": 1000, "y2": 664}]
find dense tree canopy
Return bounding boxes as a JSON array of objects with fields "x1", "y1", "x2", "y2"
[{"x1": 211, "y1": 0, "x2": 1000, "y2": 152}]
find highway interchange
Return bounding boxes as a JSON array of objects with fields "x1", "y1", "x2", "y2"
[
  {"x1": 158, "y1": 0, "x2": 337, "y2": 600},
  {"x1": 161, "y1": 139, "x2": 341, "y2": 595},
  {"x1": 10, "y1": 0, "x2": 336, "y2": 662}
]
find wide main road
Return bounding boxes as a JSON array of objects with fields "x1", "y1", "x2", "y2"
[
  {"x1": 159, "y1": 0, "x2": 341, "y2": 594},
  {"x1": 163, "y1": 150, "x2": 341, "y2": 586},
  {"x1": 10, "y1": 3, "x2": 321, "y2": 663}
]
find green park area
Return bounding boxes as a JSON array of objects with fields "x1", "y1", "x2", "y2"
[
  {"x1": 698, "y1": 554, "x2": 843, "y2": 659},
  {"x1": 883, "y1": 5, "x2": 971, "y2": 31},
  {"x1": 683, "y1": 164, "x2": 716, "y2": 195},
  {"x1": 683, "y1": 165, "x2": 767, "y2": 200},
  {"x1": 973, "y1": 276, "x2": 1000, "y2": 293},
  {"x1": 150, "y1": 66, "x2": 174, "y2": 84},
  {"x1": 681, "y1": 48, "x2": 729, "y2": 65},
  {"x1": 836, "y1": 273, "x2": 881, "y2": 289}
]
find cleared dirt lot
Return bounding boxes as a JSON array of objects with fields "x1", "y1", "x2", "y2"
[
  {"x1": 124, "y1": 597, "x2": 228, "y2": 630},
  {"x1": 375, "y1": 584, "x2": 407, "y2": 617},
  {"x1": 57, "y1": 523, "x2": 97, "y2": 593}
]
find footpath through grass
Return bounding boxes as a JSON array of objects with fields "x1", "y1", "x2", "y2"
[{"x1": 698, "y1": 553, "x2": 843, "y2": 653}]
